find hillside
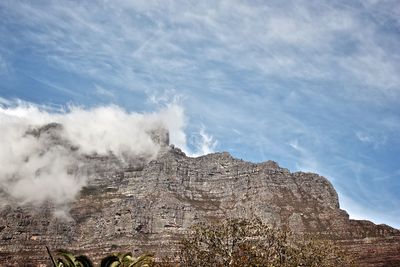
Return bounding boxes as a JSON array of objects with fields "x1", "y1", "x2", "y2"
[{"x1": 0, "y1": 127, "x2": 399, "y2": 266}]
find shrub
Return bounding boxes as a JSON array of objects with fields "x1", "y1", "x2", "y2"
[{"x1": 155, "y1": 217, "x2": 354, "y2": 267}]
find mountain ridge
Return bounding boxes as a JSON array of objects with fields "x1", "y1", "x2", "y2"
[{"x1": 0, "y1": 139, "x2": 399, "y2": 266}]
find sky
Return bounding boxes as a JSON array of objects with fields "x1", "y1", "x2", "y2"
[{"x1": 0, "y1": 0, "x2": 399, "y2": 228}]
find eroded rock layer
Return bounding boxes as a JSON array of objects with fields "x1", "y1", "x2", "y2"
[{"x1": 1, "y1": 147, "x2": 399, "y2": 266}]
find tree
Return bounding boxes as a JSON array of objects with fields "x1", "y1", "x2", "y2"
[{"x1": 157, "y1": 217, "x2": 354, "y2": 267}]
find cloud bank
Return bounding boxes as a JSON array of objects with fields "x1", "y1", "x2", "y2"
[{"x1": 0, "y1": 101, "x2": 215, "y2": 211}]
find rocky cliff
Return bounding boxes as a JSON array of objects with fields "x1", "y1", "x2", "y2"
[{"x1": 0, "y1": 128, "x2": 399, "y2": 266}]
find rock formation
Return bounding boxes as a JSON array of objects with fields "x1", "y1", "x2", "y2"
[{"x1": 0, "y1": 126, "x2": 399, "y2": 266}]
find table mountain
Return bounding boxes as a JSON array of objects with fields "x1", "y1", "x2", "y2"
[{"x1": 0, "y1": 127, "x2": 399, "y2": 266}]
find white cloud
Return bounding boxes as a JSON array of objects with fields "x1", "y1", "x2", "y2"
[
  {"x1": 355, "y1": 131, "x2": 373, "y2": 143},
  {"x1": 1, "y1": 0, "x2": 399, "y2": 100},
  {"x1": 94, "y1": 84, "x2": 115, "y2": 99},
  {"x1": 190, "y1": 127, "x2": 218, "y2": 157},
  {"x1": 288, "y1": 139, "x2": 319, "y2": 173},
  {"x1": 0, "y1": 96, "x2": 12, "y2": 106},
  {"x1": 355, "y1": 131, "x2": 387, "y2": 148},
  {"x1": 0, "y1": 54, "x2": 9, "y2": 75},
  {"x1": 145, "y1": 88, "x2": 183, "y2": 106},
  {"x1": 0, "y1": 100, "x2": 215, "y2": 211}
]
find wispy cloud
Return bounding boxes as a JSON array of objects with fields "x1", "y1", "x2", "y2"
[
  {"x1": 2, "y1": 0, "x2": 399, "y2": 99},
  {"x1": 355, "y1": 131, "x2": 387, "y2": 148},
  {"x1": 94, "y1": 84, "x2": 115, "y2": 99},
  {"x1": 288, "y1": 139, "x2": 319, "y2": 173},
  {"x1": 0, "y1": 54, "x2": 9, "y2": 75}
]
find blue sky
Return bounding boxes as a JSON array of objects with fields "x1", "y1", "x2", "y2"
[{"x1": 0, "y1": 0, "x2": 399, "y2": 228}]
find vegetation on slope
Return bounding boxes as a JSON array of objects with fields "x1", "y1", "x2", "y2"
[{"x1": 48, "y1": 217, "x2": 354, "y2": 267}]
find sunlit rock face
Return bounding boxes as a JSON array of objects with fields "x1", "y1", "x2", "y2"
[{"x1": 0, "y1": 133, "x2": 399, "y2": 266}]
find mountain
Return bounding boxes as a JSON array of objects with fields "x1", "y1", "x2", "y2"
[{"x1": 0, "y1": 126, "x2": 399, "y2": 266}]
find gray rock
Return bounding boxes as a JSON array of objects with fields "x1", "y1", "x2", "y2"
[{"x1": 0, "y1": 146, "x2": 399, "y2": 266}]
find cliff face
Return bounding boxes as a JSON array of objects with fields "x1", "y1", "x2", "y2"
[{"x1": 1, "y1": 146, "x2": 399, "y2": 266}]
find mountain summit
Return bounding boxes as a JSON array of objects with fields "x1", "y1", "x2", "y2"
[{"x1": 0, "y1": 131, "x2": 399, "y2": 266}]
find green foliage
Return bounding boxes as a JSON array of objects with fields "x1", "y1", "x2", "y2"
[
  {"x1": 48, "y1": 249, "x2": 93, "y2": 267},
  {"x1": 100, "y1": 252, "x2": 153, "y2": 267},
  {"x1": 47, "y1": 248, "x2": 153, "y2": 267}
]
